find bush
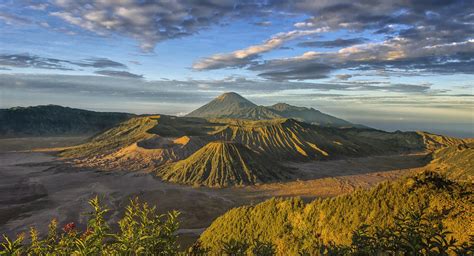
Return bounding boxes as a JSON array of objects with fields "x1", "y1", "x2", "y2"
[
  {"x1": 0, "y1": 196, "x2": 180, "y2": 256},
  {"x1": 348, "y1": 204, "x2": 462, "y2": 255}
]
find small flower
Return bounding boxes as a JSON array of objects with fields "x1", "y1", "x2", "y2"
[{"x1": 63, "y1": 222, "x2": 76, "y2": 233}]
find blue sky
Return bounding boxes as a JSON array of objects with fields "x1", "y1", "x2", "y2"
[{"x1": 0, "y1": 0, "x2": 473, "y2": 137}]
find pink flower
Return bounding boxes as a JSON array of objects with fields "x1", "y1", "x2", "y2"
[{"x1": 63, "y1": 222, "x2": 76, "y2": 233}]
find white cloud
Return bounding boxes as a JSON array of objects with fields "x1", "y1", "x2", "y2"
[{"x1": 192, "y1": 28, "x2": 328, "y2": 70}]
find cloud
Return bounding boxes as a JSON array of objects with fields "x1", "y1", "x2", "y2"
[
  {"x1": 257, "y1": 63, "x2": 333, "y2": 81},
  {"x1": 0, "y1": 12, "x2": 31, "y2": 25},
  {"x1": 2, "y1": 0, "x2": 473, "y2": 80},
  {"x1": 0, "y1": 53, "x2": 129, "y2": 71},
  {"x1": 94, "y1": 70, "x2": 143, "y2": 79},
  {"x1": 254, "y1": 21, "x2": 272, "y2": 26},
  {"x1": 0, "y1": 74, "x2": 447, "y2": 104},
  {"x1": 248, "y1": 37, "x2": 474, "y2": 80},
  {"x1": 193, "y1": 28, "x2": 328, "y2": 70},
  {"x1": 48, "y1": 0, "x2": 270, "y2": 52},
  {"x1": 74, "y1": 58, "x2": 127, "y2": 69},
  {"x1": 0, "y1": 53, "x2": 73, "y2": 70},
  {"x1": 297, "y1": 38, "x2": 368, "y2": 48},
  {"x1": 191, "y1": 0, "x2": 473, "y2": 78},
  {"x1": 26, "y1": 3, "x2": 49, "y2": 11},
  {"x1": 336, "y1": 74, "x2": 352, "y2": 80},
  {"x1": 3, "y1": 0, "x2": 472, "y2": 59}
]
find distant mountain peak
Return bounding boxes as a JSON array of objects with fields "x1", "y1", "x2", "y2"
[
  {"x1": 215, "y1": 92, "x2": 255, "y2": 105},
  {"x1": 217, "y1": 92, "x2": 246, "y2": 100},
  {"x1": 273, "y1": 102, "x2": 290, "y2": 107},
  {"x1": 186, "y1": 92, "x2": 256, "y2": 118},
  {"x1": 186, "y1": 92, "x2": 361, "y2": 128}
]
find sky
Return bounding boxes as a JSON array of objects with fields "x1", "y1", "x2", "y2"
[{"x1": 0, "y1": 0, "x2": 473, "y2": 137}]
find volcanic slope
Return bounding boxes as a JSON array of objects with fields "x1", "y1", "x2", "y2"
[
  {"x1": 209, "y1": 118, "x2": 425, "y2": 161},
  {"x1": 186, "y1": 92, "x2": 279, "y2": 120},
  {"x1": 60, "y1": 115, "x2": 211, "y2": 170},
  {"x1": 267, "y1": 102, "x2": 356, "y2": 127},
  {"x1": 186, "y1": 92, "x2": 358, "y2": 127},
  {"x1": 157, "y1": 141, "x2": 292, "y2": 187}
]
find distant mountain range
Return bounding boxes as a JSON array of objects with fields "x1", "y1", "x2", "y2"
[
  {"x1": 186, "y1": 92, "x2": 363, "y2": 128},
  {"x1": 0, "y1": 105, "x2": 133, "y2": 137},
  {"x1": 1, "y1": 92, "x2": 362, "y2": 138}
]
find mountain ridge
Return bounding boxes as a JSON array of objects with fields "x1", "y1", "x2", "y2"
[{"x1": 0, "y1": 105, "x2": 133, "y2": 137}]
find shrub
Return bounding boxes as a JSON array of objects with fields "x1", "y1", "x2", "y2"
[{"x1": 0, "y1": 196, "x2": 180, "y2": 256}]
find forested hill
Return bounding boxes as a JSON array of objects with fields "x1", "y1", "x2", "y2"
[
  {"x1": 0, "y1": 105, "x2": 133, "y2": 137},
  {"x1": 199, "y1": 172, "x2": 474, "y2": 254}
]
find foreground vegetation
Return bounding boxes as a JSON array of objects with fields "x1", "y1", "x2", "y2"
[
  {"x1": 1, "y1": 197, "x2": 180, "y2": 255},
  {"x1": 2, "y1": 172, "x2": 472, "y2": 255}
]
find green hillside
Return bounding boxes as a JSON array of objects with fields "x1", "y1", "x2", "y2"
[
  {"x1": 199, "y1": 172, "x2": 474, "y2": 254},
  {"x1": 60, "y1": 115, "x2": 158, "y2": 158},
  {"x1": 0, "y1": 105, "x2": 132, "y2": 137},
  {"x1": 157, "y1": 141, "x2": 292, "y2": 187}
]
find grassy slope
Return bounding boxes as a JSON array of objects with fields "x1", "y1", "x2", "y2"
[
  {"x1": 157, "y1": 141, "x2": 292, "y2": 187},
  {"x1": 200, "y1": 172, "x2": 473, "y2": 254},
  {"x1": 60, "y1": 116, "x2": 158, "y2": 158}
]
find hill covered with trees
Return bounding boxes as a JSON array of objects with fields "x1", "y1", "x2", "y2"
[{"x1": 199, "y1": 172, "x2": 473, "y2": 254}]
